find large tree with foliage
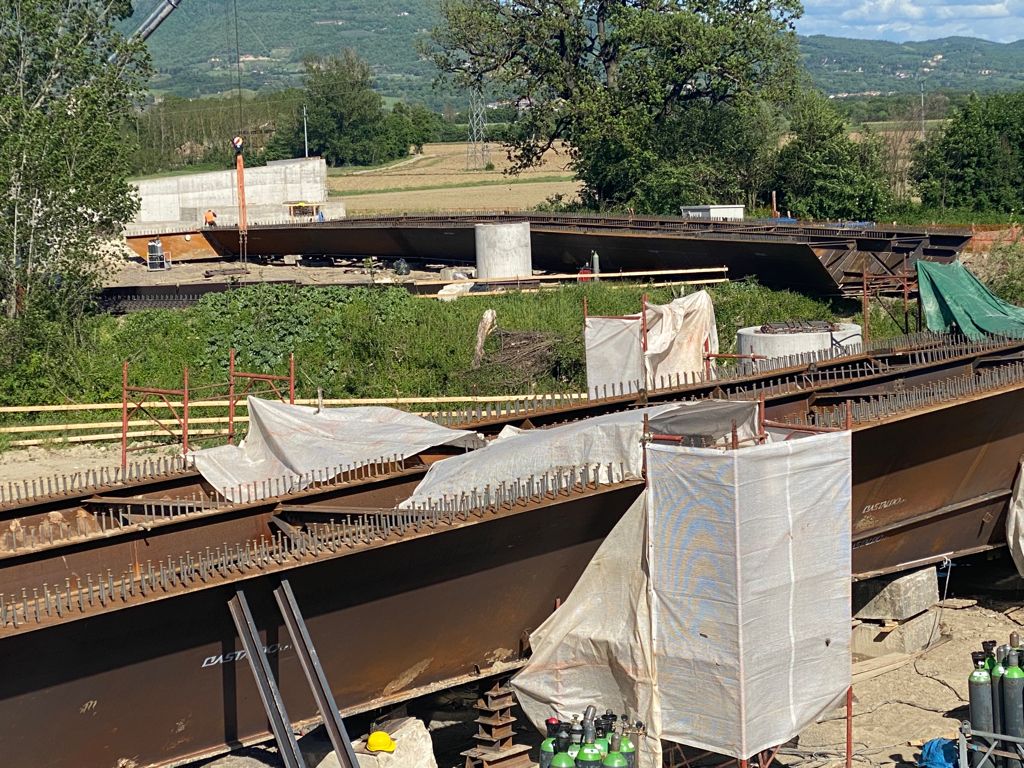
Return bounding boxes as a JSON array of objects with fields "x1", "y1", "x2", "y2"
[
  {"x1": 911, "y1": 93, "x2": 1024, "y2": 213},
  {"x1": 267, "y1": 51, "x2": 436, "y2": 167},
  {"x1": 430, "y1": 0, "x2": 802, "y2": 208},
  {"x1": 0, "y1": 0, "x2": 148, "y2": 319},
  {"x1": 773, "y1": 90, "x2": 890, "y2": 220}
]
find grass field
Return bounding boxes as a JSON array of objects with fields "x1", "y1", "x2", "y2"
[{"x1": 327, "y1": 142, "x2": 582, "y2": 213}]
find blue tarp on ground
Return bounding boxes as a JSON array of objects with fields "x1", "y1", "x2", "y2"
[{"x1": 917, "y1": 260, "x2": 1024, "y2": 340}]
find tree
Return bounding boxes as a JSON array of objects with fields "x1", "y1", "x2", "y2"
[
  {"x1": 0, "y1": 0, "x2": 149, "y2": 319},
  {"x1": 430, "y1": 0, "x2": 802, "y2": 207},
  {"x1": 911, "y1": 94, "x2": 1024, "y2": 213},
  {"x1": 773, "y1": 91, "x2": 891, "y2": 220}
]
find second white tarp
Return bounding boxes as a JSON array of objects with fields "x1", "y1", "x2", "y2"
[
  {"x1": 1006, "y1": 460, "x2": 1024, "y2": 576},
  {"x1": 399, "y1": 401, "x2": 759, "y2": 509},
  {"x1": 193, "y1": 397, "x2": 484, "y2": 502},
  {"x1": 513, "y1": 431, "x2": 852, "y2": 765},
  {"x1": 584, "y1": 291, "x2": 719, "y2": 398}
]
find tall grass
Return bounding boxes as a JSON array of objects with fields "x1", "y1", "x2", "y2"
[{"x1": 0, "y1": 281, "x2": 858, "y2": 407}]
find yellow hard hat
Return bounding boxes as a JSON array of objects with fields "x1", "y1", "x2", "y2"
[{"x1": 367, "y1": 731, "x2": 396, "y2": 753}]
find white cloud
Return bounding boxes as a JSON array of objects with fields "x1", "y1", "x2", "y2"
[{"x1": 800, "y1": 0, "x2": 1024, "y2": 40}]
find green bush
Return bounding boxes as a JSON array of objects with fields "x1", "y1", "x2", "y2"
[{"x1": 0, "y1": 281, "x2": 852, "y2": 406}]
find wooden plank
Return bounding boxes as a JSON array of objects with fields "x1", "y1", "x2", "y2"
[
  {"x1": 417, "y1": 277, "x2": 729, "y2": 299},
  {"x1": 414, "y1": 266, "x2": 729, "y2": 287},
  {"x1": 0, "y1": 393, "x2": 587, "y2": 415},
  {"x1": 10, "y1": 428, "x2": 229, "y2": 448}
]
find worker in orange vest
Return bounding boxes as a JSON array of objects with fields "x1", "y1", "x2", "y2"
[{"x1": 204, "y1": 209, "x2": 218, "y2": 227}]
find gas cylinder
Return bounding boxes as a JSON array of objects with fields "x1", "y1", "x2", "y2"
[
  {"x1": 603, "y1": 734, "x2": 628, "y2": 768},
  {"x1": 1004, "y1": 650, "x2": 1024, "y2": 768},
  {"x1": 577, "y1": 739, "x2": 603, "y2": 768},
  {"x1": 551, "y1": 753, "x2": 576, "y2": 768},
  {"x1": 556, "y1": 730, "x2": 571, "y2": 754},
  {"x1": 540, "y1": 738, "x2": 556, "y2": 768},
  {"x1": 985, "y1": 641, "x2": 999, "y2": 671},
  {"x1": 1011, "y1": 631, "x2": 1021, "y2": 650},
  {"x1": 595, "y1": 721, "x2": 610, "y2": 757},
  {"x1": 619, "y1": 727, "x2": 637, "y2": 768},
  {"x1": 570, "y1": 716, "x2": 584, "y2": 747},
  {"x1": 970, "y1": 653, "x2": 994, "y2": 768},
  {"x1": 994, "y1": 648, "x2": 1009, "y2": 767}
]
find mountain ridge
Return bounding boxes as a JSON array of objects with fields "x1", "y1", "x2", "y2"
[{"x1": 127, "y1": 2, "x2": 1024, "y2": 102}]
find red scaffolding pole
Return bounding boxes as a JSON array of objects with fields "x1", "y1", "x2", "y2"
[
  {"x1": 121, "y1": 352, "x2": 298, "y2": 465},
  {"x1": 121, "y1": 362, "x2": 190, "y2": 468},
  {"x1": 227, "y1": 349, "x2": 296, "y2": 445}
]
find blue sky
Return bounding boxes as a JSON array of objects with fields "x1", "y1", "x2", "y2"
[{"x1": 798, "y1": 0, "x2": 1024, "y2": 42}]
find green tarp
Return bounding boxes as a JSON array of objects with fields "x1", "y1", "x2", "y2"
[{"x1": 916, "y1": 260, "x2": 1024, "y2": 340}]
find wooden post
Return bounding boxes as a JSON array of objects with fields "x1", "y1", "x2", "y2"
[
  {"x1": 121, "y1": 361, "x2": 129, "y2": 469},
  {"x1": 182, "y1": 367, "x2": 190, "y2": 457},
  {"x1": 846, "y1": 686, "x2": 854, "y2": 768},
  {"x1": 861, "y1": 269, "x2": 871, "y2": 345},
  {"x1": 640, "y1": 293, "x2": 649, "y2": 391},
  {"x1": 228, "y1": 348, "x2": 236, "y2": 445},
  {"x1": 289, "y1": 353, "x2": 296, "y2": 404}
]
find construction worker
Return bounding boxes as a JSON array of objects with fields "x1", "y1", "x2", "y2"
[{"x1": 204, "y1": 209, "x2": 218, "y2": 227}]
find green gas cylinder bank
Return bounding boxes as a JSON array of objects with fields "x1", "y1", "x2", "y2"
[{"x1": 538, "y1": 706, "x2": 646, "y2": 768}]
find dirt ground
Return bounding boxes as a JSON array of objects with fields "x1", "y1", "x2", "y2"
[
  {"x1": 0, "y1": 444, "x2": 175, "y2": 485},
  {"x1": 326, "y1": 142, "x2": 582, "y2": 214},
  {"x1": 341, "y1": 179, "x2": 583, "y2": 215},
  {"x1": 327, "y1": 142, "x2": 574, "y2": 194},
  {"x1": 105, "y1": 253, "x2": 443, "y2": 289},
  {"x1": 175, "y1": 556, "x2": 1024, "y2": 768}
]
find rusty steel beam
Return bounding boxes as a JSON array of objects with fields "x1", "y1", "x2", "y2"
[
  {"x1": 1, "y1": 331, "x2": 1024, "y2": 766},
  {"x1": 0, "y1": 481, "x2": 638, "y2": 768}
]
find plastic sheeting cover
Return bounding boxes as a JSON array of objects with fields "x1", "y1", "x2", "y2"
[
  {"x1": 917, "y1": 260, "x2": 1024, "y2": 340},
  {"x1": 584, "y1": 292, "x2": 719, "y2": 398},
  {"x1": 1006, "y1": 460, "x2": 1024, "y2": 577},
  {"x1": 193, "y1": 397, "x2": 484, "y2": 501},
  {"x1": 513, "y1": 431, "x2": 851, "y2": 764},
  {"x1": 400, "y1": 401, "x2": 759, "y2": 509}
]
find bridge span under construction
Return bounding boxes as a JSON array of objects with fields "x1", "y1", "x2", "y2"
[{"x1": 195, "y1": 212, "x2": 971, "y2": 296}]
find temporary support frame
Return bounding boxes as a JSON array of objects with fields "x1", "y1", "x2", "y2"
[
  {"x1": 228, "y1": 349, "x2": 296, "y2": 444},
  {"x1": 120, "y1": 351, "x2": 297, "y2": 465},
  {"x1": 851, "y1": 254, "x2": 921, "y2": 344},
  {"x1": 121, "y1": 361, "x2": 190, "y2": 469}
]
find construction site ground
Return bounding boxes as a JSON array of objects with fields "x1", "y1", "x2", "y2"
[
  {"x1": 0, "y1": 444, "x2": 172, "y2": 484},
  {"x1": 105, "y1": 253, "x2": 439, "y2": 289},
  {"x1": 172, "y1": 555, "x2": 1024, "y2": 768}
]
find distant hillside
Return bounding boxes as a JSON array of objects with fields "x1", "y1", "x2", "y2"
[
  {"x1": 801, "y1": 35, "x2": 1024, "y2": 95},
  {"x1": 130, "y1": 0, "x2": 440, "y2": 104},
  {"x1": 129, "y1": 2, "x2": 1024, "y2": 101}
]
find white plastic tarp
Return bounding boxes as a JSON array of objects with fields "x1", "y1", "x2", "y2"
[
  {"x1": 399, "y1": 402, "x2": 759, "y2": 509},
  {"x1": 584, "y1": 292, "x2": 720, "y2": 398},
  {"x1": 193, "y1": 397, "x2": 484, "y2": 502},
  {"x1": 1006, "y1": 459, "x2": 1024, "y2": 576},
  {"x1": 513, "y1": 431, "x2": 852, "y2": 764}
]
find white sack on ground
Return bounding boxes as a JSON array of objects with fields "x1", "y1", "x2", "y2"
[
  {"x1": 1006, "y1": 460, "x2": 1024, "y2": 577},
  {"x1": 584, "y1": 292, "x2": 719, "y2": 399},
  {"x1": 513, "y1": 431, "x2": 851, "y2": 765},
  {"x1": 399, "y1": 401, "x2": 759, "y2": 509},
  {"x1": 193, "y1": 397, "x2": 484, "y2": 502}
]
